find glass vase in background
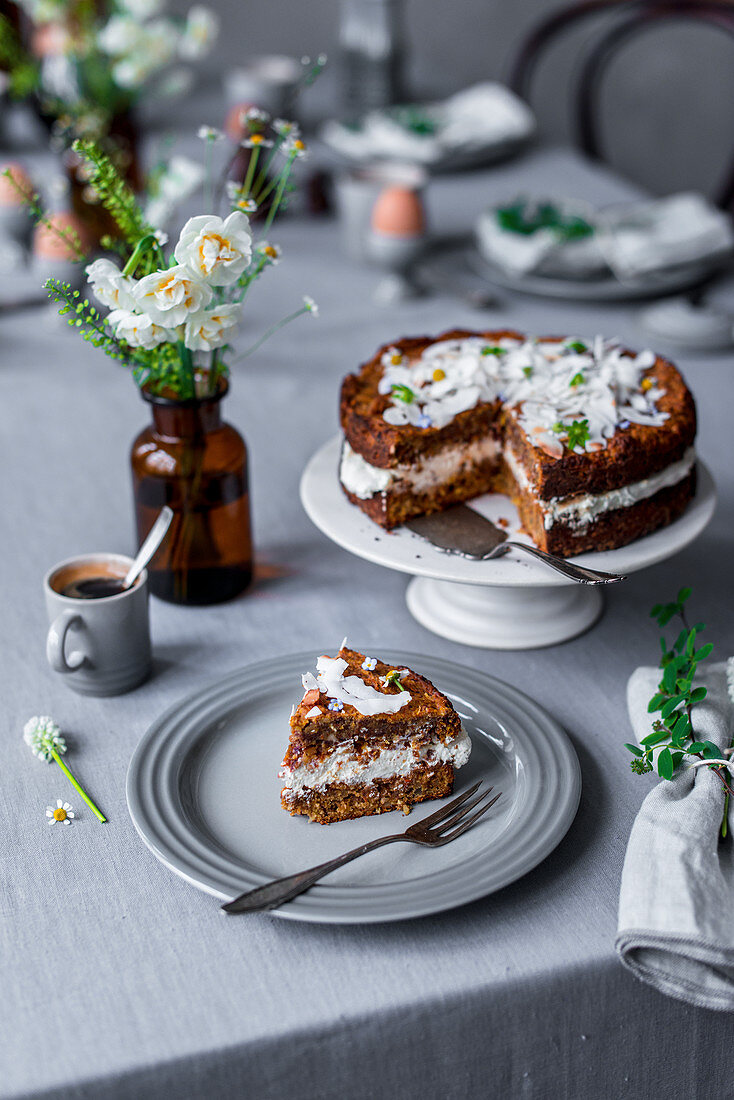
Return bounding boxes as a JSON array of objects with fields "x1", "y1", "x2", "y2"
[{"x1": 130, "y1": 380, "x2": 253, "y2": 606}]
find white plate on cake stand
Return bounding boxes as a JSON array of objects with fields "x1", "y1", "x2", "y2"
[
  {"x1": 300, "y1": 436, "x2": 716, "y2": 650},
  {"x1": 126, "y1": 651, "x2": 581, "y2": 923}
]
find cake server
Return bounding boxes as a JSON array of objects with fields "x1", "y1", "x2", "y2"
[
  {"x1": 222, "y1": 782, "x2": 501, "y2": 914},
  {"x1": 404, "y1": 505, "x2": 626, "y2": 585}
]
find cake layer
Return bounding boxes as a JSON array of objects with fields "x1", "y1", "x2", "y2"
[
  {"x1": 281, "y1": 728, "x2": 472, "y2": 795},
  {"x1": 290, "y1": 646, "x2": 461, "y2": 746},
  {"x1": 281, "y1": 762, "x2": 455, "y2": 824}
]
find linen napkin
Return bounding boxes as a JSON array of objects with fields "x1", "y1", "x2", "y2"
[
  {"x1": 321, "y1": 82, "x2": 535, "y2": 167},
  {"x1": 616, "y1": 659, "x2": 734, "y2": 1011},
  {"x1": 597, "y1": 193, "x2": 734, "y2": 281}
]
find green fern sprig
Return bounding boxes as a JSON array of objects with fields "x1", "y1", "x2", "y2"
[
  {"x1": 45, "y1": 280, "x2": 129, "y2": 358},
  {"x1": 2, "y1": 169, "x2": 86, "y2": 260},
  {"x1": 71, "y1": 138, "x2": 153, "y2": 253},
  {"x1": 45, "y1": 280, "x2": 190, "y2": 394}
]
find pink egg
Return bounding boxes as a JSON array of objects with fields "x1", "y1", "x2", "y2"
[
  {"x1": 371, "y1": 185, "x2": 426, "y2": 237},
  {"x1": 225, "y1": 102, "x2": 257, "y2": 143},
  {"x1": 0, "y1": 162, "x2": 33, "y2": 207},
  {"x1": 33, "y1": 212, "x2": 91, "y2": 260}
]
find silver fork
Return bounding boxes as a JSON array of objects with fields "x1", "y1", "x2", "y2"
[
  {"x1": 482, "y1": 540, "x2": 626, "y2": 584},
  {"x1": 221, "y1": 782, "x2": 500, "y2": 914}
]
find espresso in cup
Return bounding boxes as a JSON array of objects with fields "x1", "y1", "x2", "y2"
[{"x1": 44, "y1": 553, "x2": 151, "y2": 696}]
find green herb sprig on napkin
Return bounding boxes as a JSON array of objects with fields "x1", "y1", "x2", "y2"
[{"x1": 625, "y1": 588, "x2": 734, "y2": 836}]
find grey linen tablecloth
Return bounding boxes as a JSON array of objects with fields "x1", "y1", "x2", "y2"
[
  {"x1": 617, "y1": 661, "x2": 734, "y2": 1011},
  {"x1": 2, "y1": 145, "x2": 734, "y2": 1100}
]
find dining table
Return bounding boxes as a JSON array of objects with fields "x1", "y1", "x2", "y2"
[{"x1": 2, "y1": 137, "x2": 733, "y2": 1100}]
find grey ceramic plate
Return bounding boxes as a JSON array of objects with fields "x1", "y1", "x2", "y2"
[
  {"x1": 126, "y1": 652, "x2": 581, "y2": 923},
  {"x1": 419, "y1": 241, "x2": 728, "y2": 302}
]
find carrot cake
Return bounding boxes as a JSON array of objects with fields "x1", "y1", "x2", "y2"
[
  {"x1": 280, "y1": 643, "x2": 471, "y2": 824},
  {"x1": 339, "y1": 329, "x2": 697, "y2": 556}
]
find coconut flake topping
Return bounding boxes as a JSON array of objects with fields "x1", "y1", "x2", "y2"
[
  {"x1": 378, "y1": 335, "x2": 669, "y2": 457},
  {"x1": 301, "y1": 656, "x2": 412, "y2": 716}
]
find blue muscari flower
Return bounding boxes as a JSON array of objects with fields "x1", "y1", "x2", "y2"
[
  {"x1": 417, "y1": 414, "x2": 432, "y2": 429},
  {"x1": 618, "y1": 420, "x2": 631, "y2": 430}
]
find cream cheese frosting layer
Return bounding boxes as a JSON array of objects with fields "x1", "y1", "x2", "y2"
[
  {"x1": 504, "y1": 446, "x2": 696, "y2": 530},
  {"x1": 341, "y1": 436, "x2": 695, "y2": 531},
  {"x1": 281, "y1": 729, "x2": 472, "y2": 794},
  {"x1": 340, "y1": 437, "x2": 501, "y2": 499}
]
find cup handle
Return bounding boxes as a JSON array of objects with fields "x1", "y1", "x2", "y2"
[{"x1": 46, "y1": 610, "x2": 89, "y2": 673}]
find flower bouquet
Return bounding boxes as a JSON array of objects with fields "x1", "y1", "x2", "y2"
[
  {"x1": 43, "y1": 120, "x2": 316, "y2": 604},
  {"x1": 0, "y1": 0, "x2": 218, "y2": 238}
]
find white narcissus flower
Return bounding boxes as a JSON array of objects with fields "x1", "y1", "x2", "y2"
[
  {"x1": 86, "y1": 259, "x2": 136, "y2": 312},
  {"x1": 98, "y1": 15, "x2": 140, "y2": 55},
  {"x1": 184, "y1": 304, "x2": 242, "y2": 351},
  {"x1": 108, "y1": 309, "x2": 181, "y2": 349},
  {"x1": 179, "y1": 6, "x2": 219, "y2": 59},
  {"x1": 133, "y1": 265, "x2": 212, "y2": 326},
  {"x1": 174, "y1": 212, "x2": 252, "y2": 287}
]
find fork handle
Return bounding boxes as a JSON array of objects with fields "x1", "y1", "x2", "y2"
[
  {"x1": 221, "y1": 833, "x2": 404, "y2": 914},
  {"x1": 501, "y1": 542, "x2": 626, "y2": 585}
]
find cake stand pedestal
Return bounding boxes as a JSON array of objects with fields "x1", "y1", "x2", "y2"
[
  {"x1": 300, "y1": 436, "x2": 715, "y2": 651},
  {"x1": 406, "y1": 577, "x2": 603, "y2": 650}
]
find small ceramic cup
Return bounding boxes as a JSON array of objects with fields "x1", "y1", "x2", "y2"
[{"x1": 44, "y1": 552, "x2": 152, "y2": 696}]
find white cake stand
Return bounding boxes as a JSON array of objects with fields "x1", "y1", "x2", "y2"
[{"x1": 300, "y1": 437, "x2": 716, "y2": 650}]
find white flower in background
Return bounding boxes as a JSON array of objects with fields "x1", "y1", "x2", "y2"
[
  {"x1": 153, "y1": 66, "x2": 194, "y2": 100},
  {"x1": 303, "y1": 296, "x2": 319, "y2": 317},
  {"x1": 86, "y1": 258, "x2": 136, "y2": 311},
  {"x1": 244, "y1": 107, "x2": 269, "y2": 127},
  {"x1": 273, "y1": 118, "x2": 300, "y2": 138},
  {"x1": 98, "y1": 15, "x2": 140, "y2": 56},
  {"x1": 133, "y1": 265, "x2": 212, "y2": 326},
  {"x1": 40, "y1": 56, "x2": 80, "y2": 101},
  {"x1": 184, "y1": 303, "x2": 241, "y2": 351},
  {"x1": 144, "y1": 156, "x2": 205, "y2": 230},
  {"x1": 23, "y1": 716, "x2": 66, "y2": 762},
  {"x1": 112, "y1": 59, "x2": 150, "y2": 90},
  {"x1": 108, "y1": 309, "x2": 181, "y2": 349},
  {"x1": 198, "y1": 125, "x2": 224, "y2": 142},
  {"x1": 101, "y1": 16, "x2": 178, "y2": 87},
  {"x1": 225, "y1": 183, "x2": 258, "y2": 215},
  {"x1": 174, "y1": 212, "x2": 252, "y2": 286},
  {"x1": 179, "y1": 6, "x2": 219, "y2": 59},
  {"x1": 46, "y1": 800, "x2": 75, "y2": 826},
  {"x1": 153, "y1": 229, "x2": 169, "y2": 246},
  {"x1": 117, "y1": 0, "x2": 163, "y2": 18}
]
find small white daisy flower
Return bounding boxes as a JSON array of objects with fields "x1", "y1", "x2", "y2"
[
  {"x1": 153, "y1": 229, "x2": 169, "y2": 246},
  {"x1": 361, "y1": 657, "x2": 377, "y2": 671},
  {"x1": 198, "y1": 125, "x2": 224, "y2": 142},
  {"x1": 245, "y1": 106, "x2": 270, "y2": 126},
  {"x1": 240, "y1": 134, "x2": 273, "y2": 150},
  {"x1": 303, "y1": 296, "x2": 319, "y2": 317},
  {"x1": 256, "y1": 242, "x2": 282, "y2": 264},
  {"x1": 46, "y1": 800, "x2": 75, "y2": 825},
  {"x1": 24, "y1": 716, "x2": 67, "y2": 762},
  {"x1": 273, "y1": 118, "x2": 300, "y2": 138},
  {"x1": 282, "y1": 136, "x2": 308, "y2": 159}
]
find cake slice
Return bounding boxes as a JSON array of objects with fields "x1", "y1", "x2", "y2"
[{"x1": 280, "y1": 644, "x2": 471, "y2": 824}]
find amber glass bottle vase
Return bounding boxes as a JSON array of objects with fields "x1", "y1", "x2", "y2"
[{"x1": 131, "y1": 382, "x2": 253, "y2": 605}]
